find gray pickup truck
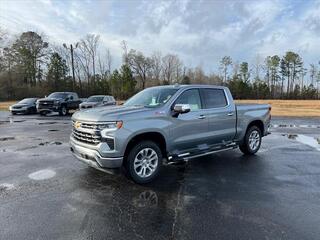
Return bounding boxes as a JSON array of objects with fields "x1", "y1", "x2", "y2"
[{"x1": 70, "y1": 85, "x2": 271, "y2": 183}]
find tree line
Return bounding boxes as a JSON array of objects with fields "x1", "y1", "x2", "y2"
[{"x1": 0, "y1": 30, "x2": 319, "y2": 101}]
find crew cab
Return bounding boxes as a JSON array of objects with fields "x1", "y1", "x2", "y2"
[
  {"x1": 70, "y1": 85, "x2": 271, "y2": 183},
  {"x1": 37, "y1": 92, "x2": 81, "y2": 116}
]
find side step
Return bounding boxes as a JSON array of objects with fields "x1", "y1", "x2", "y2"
[{"x1": 167, "y1": 143, "x2": 238, "y2": 163}]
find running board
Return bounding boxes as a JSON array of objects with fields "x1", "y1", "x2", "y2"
[{"x1": 183, "y1": 146, "x2": 236, "y2": 160}]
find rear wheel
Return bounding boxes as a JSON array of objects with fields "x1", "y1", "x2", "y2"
[
  {"x1": 239, "y1": 126, "x2": 262, "y2": 155},
  {"x1": 125, "y1": 141, "x2": 162, "y2": 184},
  {"x1": 40, "y1": 111, "x2": 46, "y2": 116}
]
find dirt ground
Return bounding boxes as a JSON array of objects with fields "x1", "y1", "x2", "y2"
[{"x1": 236, "y1": 100, "x2": 320, "y2": 117}]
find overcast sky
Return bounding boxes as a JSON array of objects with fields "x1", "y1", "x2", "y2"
[{"x1": 1, "y1": 0, "x2": 320, "y2": 72}]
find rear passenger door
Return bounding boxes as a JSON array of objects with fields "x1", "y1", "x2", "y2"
[
  {"x1": 170, "y1": 88, "x2": 209, "y2": 154},
  {"x1": 68, "y1": 93, "x2": 78, "y2": 109},
  {"x1": 199, "y1": 88, "x2": 236, "y2": 146}
]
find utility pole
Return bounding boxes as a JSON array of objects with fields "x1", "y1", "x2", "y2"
[{"x1": 63, "y1": 43, "x2": 79, "y2": 91}]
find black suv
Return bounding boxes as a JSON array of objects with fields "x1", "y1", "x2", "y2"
[{"x1": 37, "y1": 92, "x2": 82, "y2": 116}]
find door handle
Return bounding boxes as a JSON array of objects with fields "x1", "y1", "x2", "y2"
[
  {"x1": 198, "y1": 115, "x2": 206, "y2": 119},
  {"x1": 227, "y1": 112, "x2": 234, "y2": 116}
]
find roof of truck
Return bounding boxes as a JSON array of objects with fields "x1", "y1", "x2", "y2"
[{"x1": 149, "y1": 84, "x2": 226, "y2": 90}]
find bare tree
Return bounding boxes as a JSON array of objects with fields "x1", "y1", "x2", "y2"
[
  {"x1": 121, "y1": 40, "x2": 128, "y2": 64},
  {"x1": 127, "y1": 49, "x2": 152, "y2": 89},
  {"x1": 80, "y1": 34, "x2": 100, "y2": 84},
  {"x1": 150, "y1": 51, "x2": 162, "y2": 84},
  {"x1": 219, "y1": 56, "x2": 232, "y2": 83},
  {"x1": 162, "y1": 54, "x2": 181, "y2": 84}
]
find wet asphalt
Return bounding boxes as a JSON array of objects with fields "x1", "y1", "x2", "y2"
[{"x1": 0, "y1": 111, "x2": 320, "y2": 240}]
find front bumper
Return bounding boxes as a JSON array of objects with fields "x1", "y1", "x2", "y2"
[
  {"x1": 70, "y1": 137, "x2": 123, "y2": 170},
  {"x1": 37, "y1": 106, "x2": 60, "y2": 113},
  {"x1": 10, "y1": 109, "x2": 28, "y2": 114}
]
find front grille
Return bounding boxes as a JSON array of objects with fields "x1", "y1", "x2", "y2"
[
  {"x1": 72, "y1": 121, "x2": 116, "y2": 149},
  {"x1": 82, "y1": 105, "x2": 92, "y2": 109},
  {"x1": 39, "y1": 101, "x2": 53, "y2": 108},
  {"x1": 76, "y1": 121, "x2": 96, "y2": 129},
  {"x1": 13, "y1": 106, "x2": 22, "y2": 109},
  {"x1": 72, "y1": 128, "x2": 101, "y2": 145}
]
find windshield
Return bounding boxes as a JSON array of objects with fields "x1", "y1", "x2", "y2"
[
  {"x1": 124, "y1": 88, "x2": 178, "y2": 108},
  {"x1": 48, "y1": 93, "x2": 68, "y2": 99},
  {"x1": 87, "y1": 96, "x2": 104, "y2": 102},
  {"x1": 18, "y1": 98, "x2": 36, "y2": 104}
]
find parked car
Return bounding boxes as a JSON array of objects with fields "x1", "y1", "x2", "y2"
[
  {"x1": 37, "y1": 92, "x2": 82, "y2": 116},
  {"x1": 9, "y1": 98, "x2": 38, "y2": 115},
  {"x1": 70, "y1": 85, "x2": 271, "y2": 183},
  {"x1": 79, "y1": 95, "x2": 116, "y2": 110}
]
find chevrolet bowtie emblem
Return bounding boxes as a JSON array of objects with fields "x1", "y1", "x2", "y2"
[{"x1": 75, "y1": 121, "x2": 81, "y2": 129}]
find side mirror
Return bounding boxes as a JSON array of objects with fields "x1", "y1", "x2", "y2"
[{"x1": 173, "y1": 104, "x2": 191, "y2": 116}]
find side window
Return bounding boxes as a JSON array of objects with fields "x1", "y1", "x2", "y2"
[
  {"x1": 73, "y1": 93, "x2": 78, "y2": 100},
  {"x1": 201, "y1": 89, "x2": 227, "y2": 108},
  {"x1": 175, "y1": 89, "x2": 202, "y2": 111}
]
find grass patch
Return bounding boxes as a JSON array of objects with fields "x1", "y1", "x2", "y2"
[{"x1": 0, "y1": 101, "x2": 16, "y2": 111}]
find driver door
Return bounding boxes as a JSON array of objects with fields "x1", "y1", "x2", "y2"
[{"x1": 169, "y1": 88, "x2": 209, "y2": 154}]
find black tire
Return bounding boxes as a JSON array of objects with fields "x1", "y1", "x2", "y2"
[
  {"x1": 40, "y1": 111, "x2": 46, "y2": 116},
  {"x1": 59, "y1": 106, "x2": 68, "y2": 116},
  {"x1": 11, "y1": 112, "x2": 16, "y2": 115},
  {"x1": 239, "y1": 126, "x2": 262, "y2": 155},
  {"x1": 125, "y1": 141, "x2": 162, "y2": 184}
]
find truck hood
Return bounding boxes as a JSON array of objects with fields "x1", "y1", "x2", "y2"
[
  {"x1": 38, "y1": 97, "x2": 63, "y2": 102},
  {"x1": 72, "y1": 105, "x2": 154, "y2": 122},
  {"x1": 80, "y1": 102, "x2": 99, "y2": 107}
]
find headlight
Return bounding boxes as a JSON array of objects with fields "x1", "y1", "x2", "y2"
[
  {"x1": 54, "y1": 100, "x2": 60, "y2": 104},
  {"x1": 99, "y1": 121, "x2": 123, "y2": 136},
  {"x1": 9, "y1": 106, "x2": 12, "y2": 111}
]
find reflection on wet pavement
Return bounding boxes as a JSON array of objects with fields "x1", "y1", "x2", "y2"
[
  {"x1": 1, "y1": 112, "x2": 320, "y2": 239},
  {"x1": 283, "y1": 134, "x2": 320, "y2": 151}
]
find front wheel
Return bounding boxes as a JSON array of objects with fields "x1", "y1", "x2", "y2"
[
  {"x1": 59, "y1": 106, "x2": 68, "y2": 116},
  {"x1": 239, "y1": 126, "x2": 262, "y2": 155},
  {"x1": 125, "y1": 141, "x2": 162, "y2": 184}
]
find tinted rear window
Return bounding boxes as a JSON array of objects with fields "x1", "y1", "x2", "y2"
[{"x1": 201, "y1": 89, "x2": 227, "y2": 108}]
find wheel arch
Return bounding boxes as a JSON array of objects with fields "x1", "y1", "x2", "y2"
[
  {"x1": 247, "y1": 119, "x2": 264, "y2": 135},
  {"x1": 123, "y1": 131, "x2": 167, "y2": 162}
]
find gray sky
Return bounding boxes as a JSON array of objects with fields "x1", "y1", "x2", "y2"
[{"x1": 1, "y1": 0, "x2": 320, "y2": 72}]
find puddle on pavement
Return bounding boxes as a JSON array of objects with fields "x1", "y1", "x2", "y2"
[
  {"x1": 28, "y1": 169, "x2": 56, "y2": 180},
  {"x1": 273, "y1": 124, "x2": 320, "y2": 129},
  {"x1": 284, "y1": 134, "x2": 320, "y2": 151},
  {"x1": 39, "y1": 141, "x2": 62, "y2": 146},
  {"x1": 0, "y1": 137, "x2": 15, "y2": 141},
  {"x1": 0, "y1": 183, "x2": 15, "y2": 192},
  {"x1": 132, "y1": 190, "x2": 158, "y2": 208},
  {"x1": 17, "y1": 146, "x2": 38, "y2": 151},
  {"x1": 38, "y1": 122, "x2": 58, "y2": 125}
]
